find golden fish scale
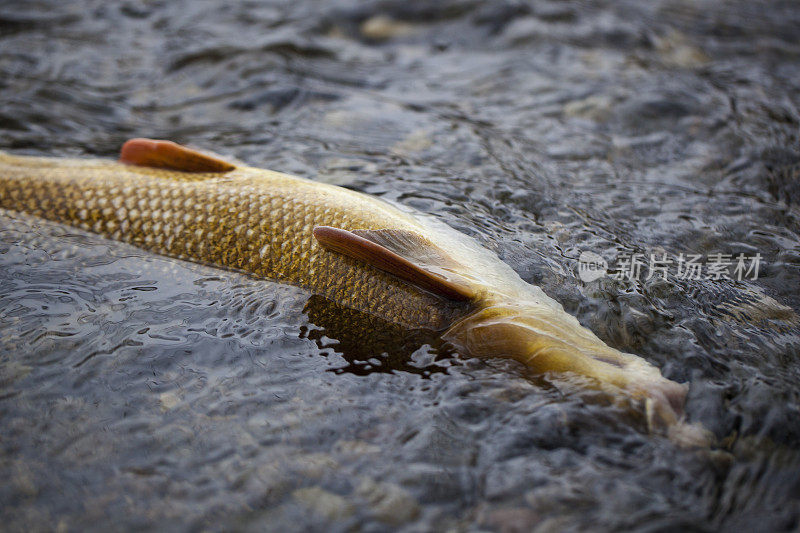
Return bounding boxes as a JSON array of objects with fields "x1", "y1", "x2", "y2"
[{"x1": 0, "y1": 153, "x2": 467, "y2": 330}]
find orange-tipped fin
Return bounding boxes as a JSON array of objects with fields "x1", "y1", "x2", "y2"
[
  {"x1": 313, "y1": 225, "x2": 475, "y2": 301},
  {"x1": 120, "y1": 138, "x2": 236, "y2": 172}
]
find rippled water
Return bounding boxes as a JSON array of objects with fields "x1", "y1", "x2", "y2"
[{"x1": 2, "y1": 0, "x2": 800, "y2": 530}]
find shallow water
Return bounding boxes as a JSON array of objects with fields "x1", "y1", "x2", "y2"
[{"x1": 2, "y1": 0, "x2": 800, "y2": 531}]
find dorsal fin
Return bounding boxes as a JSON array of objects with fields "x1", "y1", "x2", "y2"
[
  {"x1": 313, "y1": 226, "x2": 475, "y2": 301},
  {"x1": 119, "y1": 138, "x2": 236, "y2": 172}
]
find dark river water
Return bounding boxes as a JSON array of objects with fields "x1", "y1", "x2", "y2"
[{"x1": 2, "y1": 0, "x2": 800, "y2": 531}]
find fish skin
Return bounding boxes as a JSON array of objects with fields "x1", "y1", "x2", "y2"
[
  {"x1": 0, "y1": 150, "x2": 467, "y2": 331},
  {"x1": 0, "y1": 144, "x2": 711, "y2": 445}
]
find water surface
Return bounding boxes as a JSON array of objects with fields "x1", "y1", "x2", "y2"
[{"x1": 1, "y1": 0, "x2": 800, "y2": 531}]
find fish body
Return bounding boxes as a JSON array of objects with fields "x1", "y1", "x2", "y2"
[
  {"x1": 0, "y1": 139, "x2": 708, "y2": 444},
  {"x1": 0, "y1": 146, "x2": 465, "y2": 329}
]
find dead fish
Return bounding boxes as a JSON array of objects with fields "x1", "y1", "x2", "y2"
[{"x1": 0, "y1": 138, "x2": 711, "y2": 445}]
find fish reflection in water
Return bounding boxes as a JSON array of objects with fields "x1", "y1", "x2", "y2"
[{"x1": 301, "y1": 294, "x2": 456, "y2": 377}]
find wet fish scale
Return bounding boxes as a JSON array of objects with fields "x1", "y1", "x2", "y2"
[{"x1": 0, "y1": 153, "x2": 466, "y2": 331}]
